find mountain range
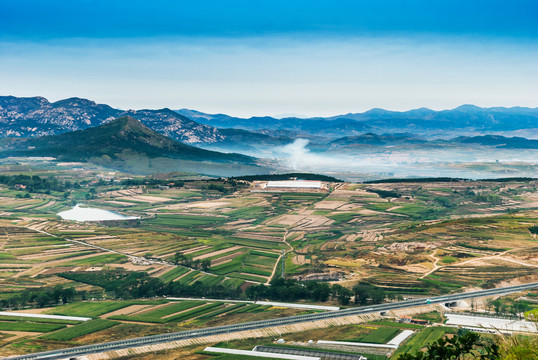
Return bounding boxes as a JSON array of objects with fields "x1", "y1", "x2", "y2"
[
  {"x1": 176, "y1": 105, "x2": 538, "y2": 136},
  {"x1": 0, "y1": 116, "x2": 269, "y2": 176},
  {"x1": 1, "y1": 96, "x2": 538, "y2": 162},
  {"x1": 3, "y1": 96, "x2": 538, "y2": 142}
]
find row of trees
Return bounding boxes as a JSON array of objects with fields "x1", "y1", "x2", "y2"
[
  {"x1": 120, "y1": 178, "x2": 185, "y2": 188},
  {"x1": 484, "y1": 298, "x2": 532, "y2": 318},
  {"x1": 58, "y1": 269, "x2": 242, "y2": 300},
  {"x1": 0, "y1": 285, "x2": 87, "y2": 309},
  {"x1": 6, "y1": 268, "x2": 397, "y2": 308},
  {"x1": 246, "y1": 278, "x2": 391, "y2": 306},
  {"x1": 54, "y1": 269, "x2": 392, "y2": 306},
  {"x1": 0, "y1": 174, "x2": 66, "y2": 192},
  {"x1": 0, "y1": 174, "x2": 105, "y2": 195}
]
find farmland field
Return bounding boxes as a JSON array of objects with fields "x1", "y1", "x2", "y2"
[{"x1": 0, "y1": 166, "x2": 537, "y2": 358}]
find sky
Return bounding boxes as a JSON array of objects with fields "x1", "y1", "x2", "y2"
[{"x1": 1, "y1": 0, "x2": 537, "y2": 117}]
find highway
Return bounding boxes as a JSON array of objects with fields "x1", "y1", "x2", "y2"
[{"x1": 4, "y1": 282, "x2": 537, "y2": 360}]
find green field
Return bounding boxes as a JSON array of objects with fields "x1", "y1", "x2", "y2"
[
  {"x1": 40, "y1": 319, "x2": 119, "y2": 341},
  {"x1": 109, "y1": 301, "x2": 209, "y2": 323},
  {"x1": 351, "y1": 326, "x2": 401, "y2": 344},
  {"x1": 47, "y1": 300, "x2": 166, "y2": 318},
  {"x1": 0, "y1": 321, "x2": 66, "y2": 332},
  {"x1": 159, "y1": 266, "x2": 190, "y2": 282},
  {"x1": 146, "y1": 214, "x2": 226, "y2": 227}
]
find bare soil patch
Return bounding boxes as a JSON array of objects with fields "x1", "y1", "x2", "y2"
[
  {"x1": 314, "y1": 201, "x2": 346, "y2": 210},
  {"x1": 102, "y1": 305, "x2": 151, "y2": 319},
  {"x1": 193, "y1": 246, "x2": 242, "y2": 261}
]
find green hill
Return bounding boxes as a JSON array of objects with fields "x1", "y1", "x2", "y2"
[
  {"x1": 3, "y1": 116, "x2": 254, "y2": 163},
  {"x1": 0, "y1": 116, "x2": 270, "y2": 176}
]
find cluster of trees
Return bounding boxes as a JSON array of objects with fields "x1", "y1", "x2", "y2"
[
  {"x1": 57, "y1": 269, "x2": 393, "y2": 306},
  {"x1": 485, "y1": 298, "x2": 532, "y2": 318},
  {"x1": 365, "y1": 177, "x2": 467, "y2": 184},
  {"x1": 246, "y1": 277, "x2": 333, "y2": 303},
  {"x1": 473, "y1": 193, "x2": 502, "y2": 204},
  {"x1": 352, "y1": 283, "x2": 394, "y2": 305},
  {"x1": 230, "y1": 173, "x2": 342, "y2": 182},
  {"x1": 398, "y1": 331, "x2": 500, "y2": 360},
  {"x1": 172, "y1": 252, "x2": 211, "y2": 270},
  {"x1": 60, "y1": 270, "x2": 165, "y2": 299},
  {"x1": 203, "y1": 183, "x2": 229, "y2": 194},
  {"x1": 59, "y1": 269, "x2": 242, "y2": 300},
  {"x1": 367, "y1": 188, "x2": 401, "y2": 198},
  {"x1": 0, "y1": 174, "x2": 103, "y2": 197},
  {"x1": 120, "y1": 178, "x2": 185, "y2": 188},
  {"x1": 0, "y1": 285, "x2": 86, "y2": 309},
  {"x1": 246, "y1": 278, "x2": 390, "y2": 306},
  {"x1": 0, "y1": 174, "x2": 65, "y2": 193},
  {"x1": 50, "y1": 268, "x2": 398, "y2": 307}
]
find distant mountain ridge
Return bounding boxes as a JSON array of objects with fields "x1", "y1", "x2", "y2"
[
  {"x1": 177, "y1": 105, "x2": 538, "y2": 134},
  {"x1": 0, "y1": 116, "x2": 254, "y2": 163},
  {"x1": 1, "y1": 96, "x2": 538, "y2": 154}
]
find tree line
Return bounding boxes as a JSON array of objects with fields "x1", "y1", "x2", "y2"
[
  {"x1": 50, "y1": 269, "x2": 394, "y2": 306},
  {"x1": 0, "y1": 285, "x2": 88, "y2": 309}
]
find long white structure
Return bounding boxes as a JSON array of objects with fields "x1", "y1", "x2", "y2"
[
  {"x1": 204, "y1": 347, "x2": 320, "y2": 360},
  {"x1": 167, "y1": 298, "x2": 340, "y2": 311},
  {"x1": 0, "y1": 312, "x2": 91, "y2": 322},
  {"x1": 446, "y1": 314, "x2": 537, "y2": 333},
  {"x1": 386, "y1": 330, "x2": 415, "y2": 346},
  {"x1": 256, "y1": 301, "x2": 339, "y2": 311},
  {"x1": 264, "y1": 180, "x2": 322, "y2": 189},
  {"x1": 317, "y1": 340, "x2": 398, "y2": 349},
  {"x1": 317, "y1": 330, "x2": 414, "y2": 349}
]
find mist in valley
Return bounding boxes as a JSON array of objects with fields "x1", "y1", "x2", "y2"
[{"x1": 268, "y1": 138, "x2": 538, "y2": 181}]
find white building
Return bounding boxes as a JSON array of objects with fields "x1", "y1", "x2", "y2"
[{"x1": 263, "y1": 180, "x2": 322, "y2": 189}]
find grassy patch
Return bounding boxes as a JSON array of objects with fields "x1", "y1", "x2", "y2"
[
  {"x1": 0, "y1": 315, "x2": 81, "y2": 325},
  {"x1": 146, "y1": 214, "x2": 226, "y2": 228},
  {"x1": 0, "y1": 321, "x2": 65, "y2": 332},
  {"x1": 40, "y1": 319, "x2": 119, "y2": 340},
  {"x1": 159, "y1": 266, "x2": 189, "y2": 282},
  {"x1": 47, "y1": 300, "x2": 165, "y2": 318},
  {"x1": 347, "y1": 327, "x2": 400, "y2": 344},
  {"x1": 441, "y1": 256, "x2": 458, "y2": 264},
  {"x1": 62, "y1": 253, "x2": 127, "y2": 266},
  {"x1": 110, "y1": 301, "x2": 214, "y2": 324}
]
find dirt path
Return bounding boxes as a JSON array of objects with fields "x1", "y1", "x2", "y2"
[
  {"x1": 455, "y1": 250, "x2": 538, "y2": 268},
  {"x1": 422, "y1": 249, "x2": 538, "y2": 279},
  {"x1": 421, "y1": 250, "x2": 441, "y2": 278},
  {"x1": 265, "y1": 227, "x2": 295, "y2": 285}
]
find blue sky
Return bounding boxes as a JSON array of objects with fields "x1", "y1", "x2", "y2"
[{"x1": 1, "y1": 0, "x2": 537, "y2": 116}]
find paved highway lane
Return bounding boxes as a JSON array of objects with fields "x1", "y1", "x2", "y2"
[{"x1": 4, "y1": 282, "x2": 537, "y2": 360}]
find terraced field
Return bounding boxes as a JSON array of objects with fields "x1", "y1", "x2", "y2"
[{"x1": 1, "y1": 169, "x2": 538, "y2": 358}]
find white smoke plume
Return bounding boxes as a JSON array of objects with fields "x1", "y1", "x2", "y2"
[{"x1": 280, "y1": 138, "x2": 310, "y2": 170}]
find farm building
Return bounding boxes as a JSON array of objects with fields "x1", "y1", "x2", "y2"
[
  {"x1": 253, "y1": 180, "x2": 328, "y2": 192},
  {"x1": 265, "y1": 180, "x2": 322, "y2": 189}
]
